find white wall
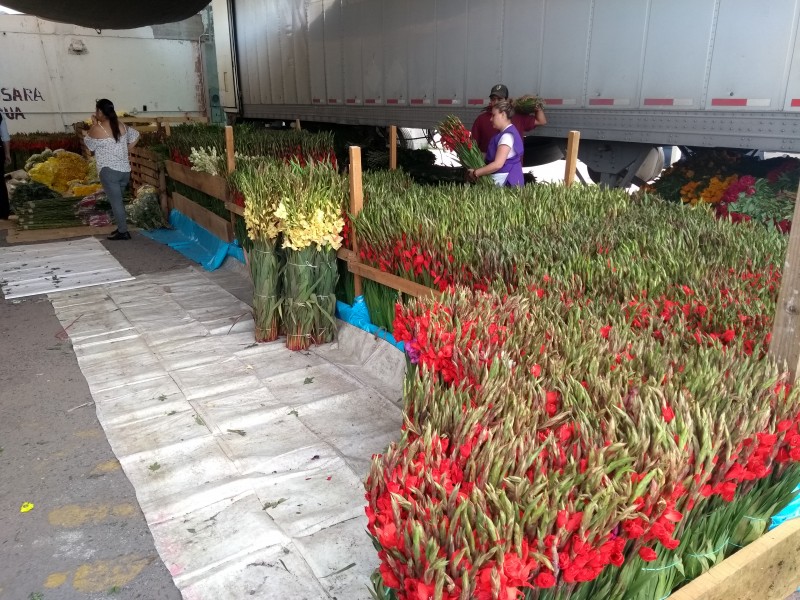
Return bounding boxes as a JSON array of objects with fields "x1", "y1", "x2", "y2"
[{"x1": 0, "y1": 15, "x2": 206, "y2": 133}]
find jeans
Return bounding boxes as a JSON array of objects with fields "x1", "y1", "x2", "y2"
[{"x1": 99, "y1": 167, "x2": 131, "y2": 233}]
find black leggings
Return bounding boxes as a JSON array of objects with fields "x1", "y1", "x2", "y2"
[{"x1": 0, "y1": 145, "x2": 9, "y2": 219}]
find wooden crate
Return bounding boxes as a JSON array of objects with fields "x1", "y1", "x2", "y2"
[
  {"x1": 165, "y1": 160, "x2": 228, "y2": 202},
  {"x1": 120, "y1": 114, "x2": 209, "y2": 134},
  {"x1": 665, "y1": 518, "x2": 800, "y2": 600},
  {"x1": 170, "y1": 192, "x2": 233, "y2": 243},
  {"x1": 129, "y1": 147, "x2": 162, "y2": 189}
]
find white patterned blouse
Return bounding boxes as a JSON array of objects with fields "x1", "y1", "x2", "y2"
[{"x1": 83, "y1": 124, "x2": 139, "y2": 173}]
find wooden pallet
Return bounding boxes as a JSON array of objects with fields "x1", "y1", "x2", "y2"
[
  {"x1": 165, "y1": 160, "x2": 229, "y2": 202},
  {"x1": 129, "y1": 147, "x2": 168, "y2": 217},
  {"x1": 170, "y1": 192, "x2": 233, "y2": 243},
  {"x1": 5, "y1": 224, "x2": 124, "y2": 244},
  {"x1": 120, "y1": 114, "x2": 208, "y2": 134}
]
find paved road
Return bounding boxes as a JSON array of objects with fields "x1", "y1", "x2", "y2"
[{"x1": 0, "y1": 230, "x2": 189, "y2": 600}]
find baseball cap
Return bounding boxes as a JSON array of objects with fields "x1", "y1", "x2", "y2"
[{"x1": 489, "y1": 84, "x2": 509, "y2": 99}]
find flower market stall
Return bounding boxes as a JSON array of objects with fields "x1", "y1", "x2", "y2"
[
  {"x1": 122, "y1": 117, "x2": 800, "y2": 597},
  {"x1": 344, "y1": 166, "x2": 800, "y2": 598}
]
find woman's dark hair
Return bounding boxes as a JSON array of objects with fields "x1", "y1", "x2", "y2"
[
  {"x1": 492, "y1": 99, "x2": 516, "y2": 119},
  {"x1": 96, "y1": 98, "x2": 121, "y2": 141}
]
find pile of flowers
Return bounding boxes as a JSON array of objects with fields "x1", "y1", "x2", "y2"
[
  {"x1": 27, "y1": 150, "x2": 90, "y2": 194},
  {"x1": 11, "y1": 150, "x2": 111, "y2": 230},
  {"x1": 229, "y1": 158, "x2": 346, "y2": 349},
  {"x1": 644, "y1": 151, "x2": 799, "y2": 231},
  {"x1": 363, "y1": 181, "x2": 800, "y2": 598},
  {"x1": 351, "y1": 171, "x2": 788, "y2": 330},
  {"x1": 125, "y1": 185, "x2": 167, "y2": 230}
]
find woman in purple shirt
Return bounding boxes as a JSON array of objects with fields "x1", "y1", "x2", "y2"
[{"x1": 466, "y1": 100, "x2": 525, "y2": 188}]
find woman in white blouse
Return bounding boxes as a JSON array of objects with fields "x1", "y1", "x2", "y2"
[{"x1": 83, "y1": 99, "x2": 139, "y2": 240}]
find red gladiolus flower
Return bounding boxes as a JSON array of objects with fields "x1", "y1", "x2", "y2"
[
  {"x1": 662, "y1": 405, "x2": 675, "y2": 423},
  {"x1": 639, "y1": 547, "x2": 658, "y2": 562},
  {"x1": 535, "y1": 571, "x2": 556, "y2": 588},
  {"x1": 503, "y1": 553, "x2": 534, "y2": 587},
  {"x1": 380, "y1": 562, "x2": 401, "y2": 589},
  {"x1": 404, "y1": 578, "x2": 435, "y2": 600},
  {"x1": 530, "y1": 364, "x2": 542, "y2": 377},
  {"x1": 600, "y1": 325, "x2": 612, "y2": 339}
]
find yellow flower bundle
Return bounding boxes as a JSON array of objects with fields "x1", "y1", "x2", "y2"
[{"x1": 28, "y1": 151, "x2": 90, "y2": 194}]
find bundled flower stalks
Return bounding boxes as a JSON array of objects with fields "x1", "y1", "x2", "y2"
[
  {"x1": 514, "y1": 94, "x2": 546, "y2": 115},
  {"x1": 313, "y1": 247, "x2": 339, "y2": 344},
  {"x1": 643, "y1": 151, "x2": 799, "y2": 232},
  {"x1": 250, "y1": 238, "x2": 283, "y2": 342},
  {"x1": 229, "y1": 159, "x2": 285, "y2": 342},
  {"x1": 164, "y1": 123, "x2": 336, "y2": 168},
  {"x1": 274, "y1": 160, "x2": 346, "y2": 350},
  {"x1": 352, "y1": 176, "x2": 785, "y2": 335},
  {"x1": 438, "y1": 115, "x2": 486, "y2": 173}
]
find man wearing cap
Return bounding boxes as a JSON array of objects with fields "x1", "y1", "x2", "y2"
[{"x1": 470, "y1": 84, "x2": 547, "y2": 155}]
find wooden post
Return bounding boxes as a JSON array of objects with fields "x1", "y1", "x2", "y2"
[
  {"x1": 294, "y1": 118, "x2": 302, "y2": 131},
  {"x1": 224, "y1": 125, "x2": 237, "y2": 237},
  {"x1": 164, "y1": 122, "x2": 172, "y2": 137},
  {"x1": 225, "y1": 125, "x2": 236, "y2": 174},
  {"x1": 389, "y1": 125, "x2": 398, "y2": 170},
  {"x1": 349, "y1": 146, "x2": 364, "y2": 298},
  {"x1": 158, "y1": 165, "x2": 169, "y2": 219},
  {"x1": 768, "y1": 182, "x2": 800, "y2": 381},
  {"x1": 564, "y1": 130, "x2": 581, "y2": 186}
]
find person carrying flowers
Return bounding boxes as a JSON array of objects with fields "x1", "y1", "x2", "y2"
[
  {"x1": 470, "y1": 83, "x2": 546, "y2": 154},
  {"x1": 467, "y1": 99, "x2": 525, "y2": 187}
]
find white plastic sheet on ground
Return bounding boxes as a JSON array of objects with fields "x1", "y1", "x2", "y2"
[
  {"x1": 0, "y1": 237, "x2": 134, "y2": 299},
  {"x1": 50, "y1": 266, "x2": 404, "y2": 600}
]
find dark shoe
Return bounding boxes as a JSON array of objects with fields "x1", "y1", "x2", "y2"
[{"x1": 107, "y1": 230, "x2": 131, "y2": 240}]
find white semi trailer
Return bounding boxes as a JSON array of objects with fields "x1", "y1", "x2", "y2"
[
  {"x1": 0, "y1": 13, "x2": 210, "y2": 134},
  {"x1": 211, "y1": 0, "x2": 800, "y2": 185}
]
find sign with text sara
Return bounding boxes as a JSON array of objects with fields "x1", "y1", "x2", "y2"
[{"x1": 1, "y1": 86, "x2": 46, "y2": 119}]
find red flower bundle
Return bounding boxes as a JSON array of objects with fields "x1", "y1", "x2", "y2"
[{"x1": 437, "y1": 115, "x2": 486, "y2": 172}]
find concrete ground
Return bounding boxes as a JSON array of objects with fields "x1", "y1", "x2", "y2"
[{"x1": 0, "y1": 229, "x2": 193, "y2": 600}]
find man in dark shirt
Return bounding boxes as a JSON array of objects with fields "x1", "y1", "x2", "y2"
[{"x1": 470, "y1": 84, "x2": 547, "y2": 155}]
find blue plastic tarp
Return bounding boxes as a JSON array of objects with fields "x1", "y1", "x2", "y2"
[
  {"x1": 336, "y1": 296, "x2": 404, "y2": 352},
  {"x1": 140, "y1": 209, "x2": 245, "y2": 271},
  {"x1": 771, "y1": 483, "x2": 800, "y2": 530}
]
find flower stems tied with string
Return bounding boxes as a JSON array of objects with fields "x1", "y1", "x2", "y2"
[
  {"x1": 313, "y1": 247, "x2": 339, "y2": 344},
  {"x1": 249, "y1": 238, "x2": 283, "y2": 342},
  {"x1": 283, "y1": 247, "x2": 321, "y2": 351}
]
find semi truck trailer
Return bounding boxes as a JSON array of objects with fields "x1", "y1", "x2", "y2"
[{"x1": 211, "y1": 0, "x2": 800, "y2": 185}]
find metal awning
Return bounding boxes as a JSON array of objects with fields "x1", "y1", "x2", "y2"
[{"x1": 0, "y1": 0, "x2": 211, "y2": 28}]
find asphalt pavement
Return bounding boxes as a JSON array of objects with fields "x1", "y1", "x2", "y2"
[{"x1": 0, "y1": 229, "x2": 190, "y2": 600}]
